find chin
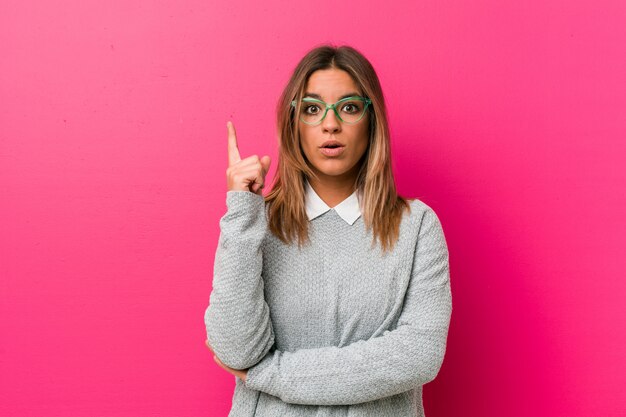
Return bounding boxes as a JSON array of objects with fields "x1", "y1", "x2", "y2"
[{"x1": 312, "y1": 162, "x2": 356, "y2": 178}]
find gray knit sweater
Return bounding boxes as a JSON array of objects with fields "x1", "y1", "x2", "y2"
[{"x1": 204, "y1": 190, "x2": 452, "y2": 416}]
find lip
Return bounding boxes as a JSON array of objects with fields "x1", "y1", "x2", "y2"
[
  {"x1": 320, "y1": 139, "x2": 345, "y2": 148},
  {"x1": 319, "y1": 146, "x2": 345, "y2": 157},
  {"x1": 319, "y1": 139, "x2": 345, "y2": 157}
]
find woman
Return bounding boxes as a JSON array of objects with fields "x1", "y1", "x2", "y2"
[{"x1": 204, "y1": 44, "x2": 452, "y2": 417}]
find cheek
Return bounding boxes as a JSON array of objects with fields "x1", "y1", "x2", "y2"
[
  {"x1": 299, "y1": 130, "x2": 317, "y2": 157},
  {"x1": 302, "y1": 124, "x2": 319, "y2": 141},
  {"x1": 354, "y1": 127, "x2": 370, "y2": 155}
]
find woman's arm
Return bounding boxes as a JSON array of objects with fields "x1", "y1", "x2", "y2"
[
  {"x1": 204, "y1": 190, "x2": 275, "y2": 370},
  {"x1": 243, "y1": 208, "x2": 452, "y2": 405}
]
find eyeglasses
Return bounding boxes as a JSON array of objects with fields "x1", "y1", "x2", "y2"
[{"x1": 290, "y1": 96, "x2": 372, "y2": 125}]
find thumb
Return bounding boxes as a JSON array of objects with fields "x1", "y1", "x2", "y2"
[
  {"x1": 260, "y1": 155, "x2": 271, "y2": 175},
  {"x1": 251, "y1": 155, "x2": 271, "y2": 196}
]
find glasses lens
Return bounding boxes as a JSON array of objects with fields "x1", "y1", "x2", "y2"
[
  {"x1": 299, "y1": 100, "x2": 325, "y2": 124},
  {"x1": 337, "y1": 98, "x2": 367, "y2": 124}
]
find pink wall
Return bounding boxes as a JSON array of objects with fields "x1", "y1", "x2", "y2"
[{"x1": 1, "y1": 1, "x2": 625, "y2": 416}]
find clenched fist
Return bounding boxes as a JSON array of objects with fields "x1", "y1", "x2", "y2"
[{"x1": 226, "y1": 121, "x2": 271, "y2": 195}]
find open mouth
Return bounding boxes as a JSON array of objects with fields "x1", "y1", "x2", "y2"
[{"x1": 319, "y1": 145, "x2": 345, "y2": 156}]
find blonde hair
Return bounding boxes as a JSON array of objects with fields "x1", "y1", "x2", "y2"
[{"x1": 264, "y1": 43, "x2": 412, "y2": 253}]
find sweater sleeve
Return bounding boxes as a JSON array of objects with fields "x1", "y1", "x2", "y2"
[
  {"x1": 204, "y1": 190, "x2": 275, "y2": 370},
  {"x1": 242, "y1": 207, "x2": 452, "y2": 405}
]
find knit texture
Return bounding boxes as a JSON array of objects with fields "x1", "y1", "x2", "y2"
[{"x1": 204, "y1": 190, "x2": 452, "y2": 416}]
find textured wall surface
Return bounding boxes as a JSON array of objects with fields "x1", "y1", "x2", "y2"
[{"x1": 1, "y1": 1, "x2": 625, "y2": 416}]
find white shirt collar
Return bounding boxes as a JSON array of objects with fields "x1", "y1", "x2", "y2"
[{"x1": 304, "y1": 178, "x2": 362, "y2": 225}]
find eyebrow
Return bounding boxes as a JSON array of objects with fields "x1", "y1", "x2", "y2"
[{"x1": 304, "y1": 92, "x2": 361, "y2": 100}]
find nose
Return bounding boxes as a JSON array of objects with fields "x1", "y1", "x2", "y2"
[{"x1": 321, "y1": 107, "x2": 341, "y2": 133}]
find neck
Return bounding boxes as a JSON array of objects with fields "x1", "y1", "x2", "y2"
[{"x1": 307, "y1": 169, "x2": 359, "y2": 208}]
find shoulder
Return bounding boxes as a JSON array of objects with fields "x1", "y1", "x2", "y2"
[
  {"x1": 404, "y1": 197, "x2": 438, "y2": 219},
  {"x1": 404, "y1": 197, "x2": 446, "y2": 235}
]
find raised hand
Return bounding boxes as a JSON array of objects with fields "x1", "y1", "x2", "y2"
[{"x1": 226, "y1": 121, "x2": 271, "y2": 196}]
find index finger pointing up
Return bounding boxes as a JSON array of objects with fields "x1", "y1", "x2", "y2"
[{"x1": 227, "y1": 121, "x2": 241, "y2": 167}]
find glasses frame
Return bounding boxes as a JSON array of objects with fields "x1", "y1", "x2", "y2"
[{"x1": 290, "y1": 96, "x2": 372, "y2": 125}]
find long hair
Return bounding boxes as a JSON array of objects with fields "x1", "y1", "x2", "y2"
[{"x1": 264, "y1": 43, "x2": 411, "y2": 253}]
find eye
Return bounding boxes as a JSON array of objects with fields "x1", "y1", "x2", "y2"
[
  {"x1": 304, "y1": 104, "x2": 320, "y2": 115},
  {"x1": 341, "y1": 102, "x2": 362, "y2": 114}
]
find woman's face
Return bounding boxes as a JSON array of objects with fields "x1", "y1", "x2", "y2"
[{"x1": 298, "y1": 68, "x2": 370, "y2": 184}]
